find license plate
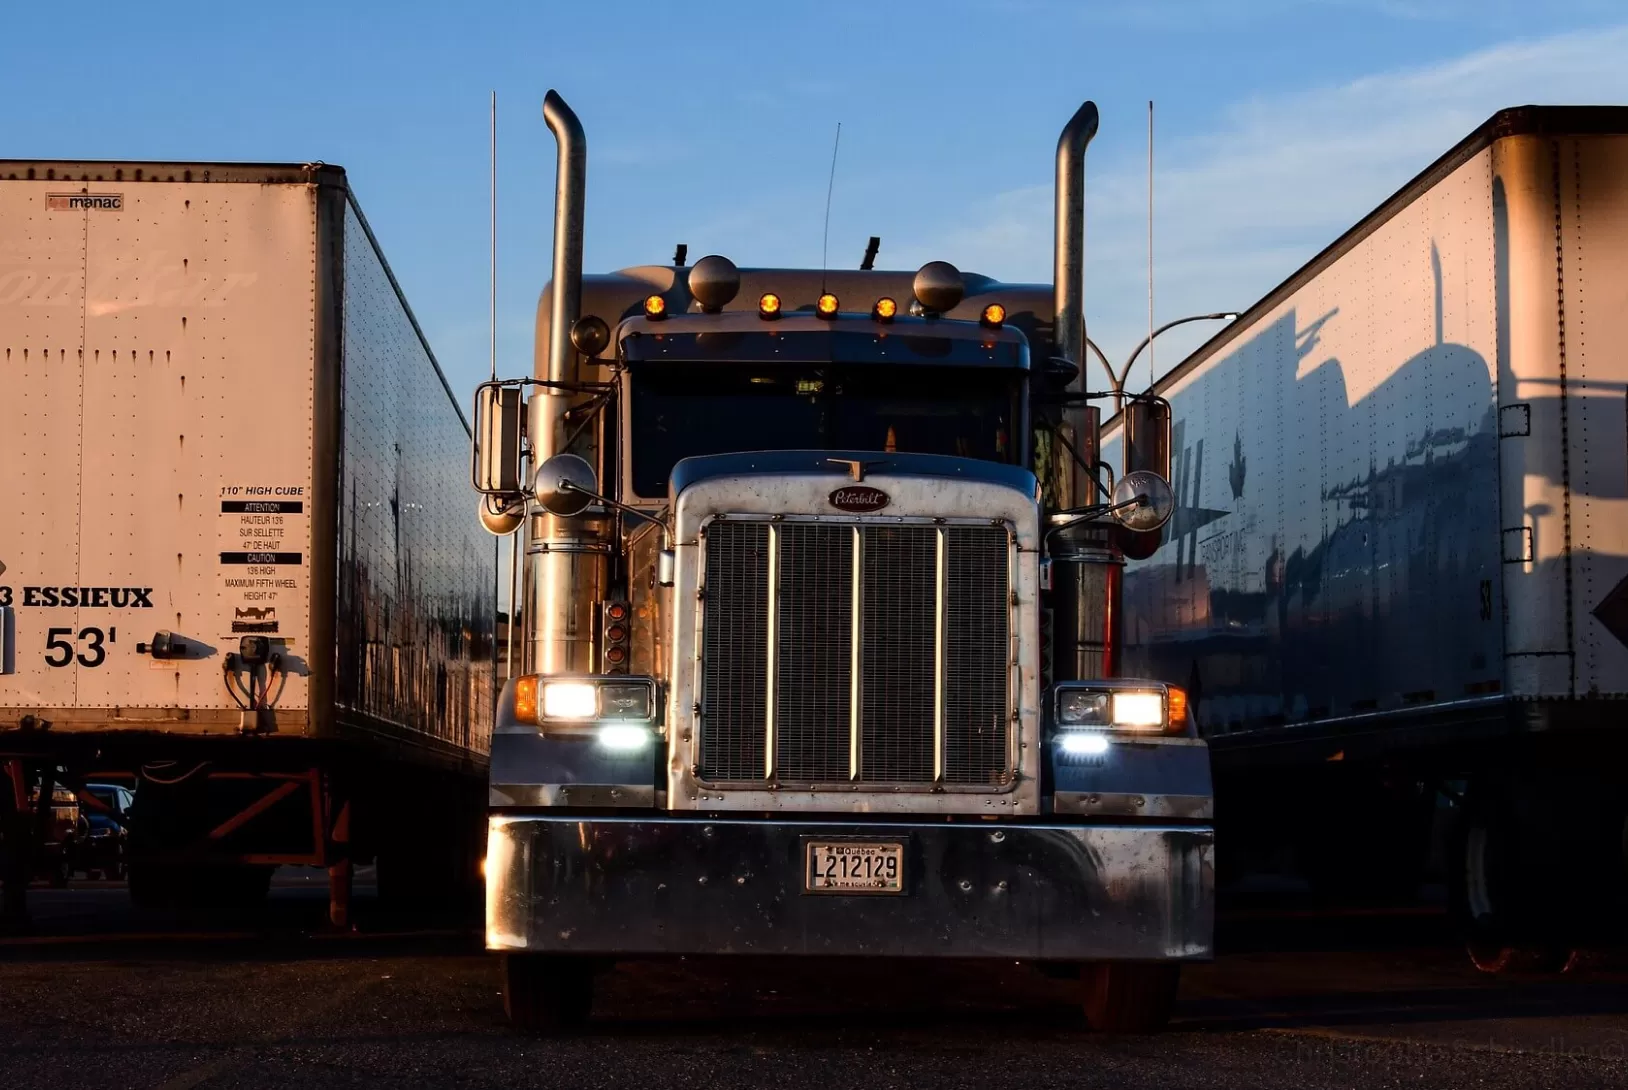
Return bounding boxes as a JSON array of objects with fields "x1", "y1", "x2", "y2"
[{"x1": 803, "y1": 840, "x2": 905, "y2": 894}]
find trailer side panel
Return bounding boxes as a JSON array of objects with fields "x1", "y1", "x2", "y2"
[{"x1": 331, "y1": 198, "x2": 495, "y2": 763}]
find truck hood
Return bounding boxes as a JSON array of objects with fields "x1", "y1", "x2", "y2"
[{"x1": 669, "y1": 449, "x2": 1038, "y2": 500}]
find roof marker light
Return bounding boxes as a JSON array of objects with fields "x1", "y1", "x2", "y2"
[
  {"x1": 980, "y1": 303, "x2": 1006, "y2": 328},
  {"x1": 872, "y1": 297, "x2": 898, "y2": 322},
  {"x1": 816, "y1": 293, "x2": 840, "y2": 318},
  {"x1": 758, "y1": 292, "x2": 782, "y2": 319},
  {"x1": 643, "y1": 294, "x2": 667, "y2": 320}
]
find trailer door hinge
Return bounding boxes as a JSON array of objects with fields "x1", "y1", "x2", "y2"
[
  {"x1": 1501, "y1": 526, "x2": 1534, "y2": 564},
  {"x1": 1499, "y1": 404, "x2": 1531, "y2": 438}
]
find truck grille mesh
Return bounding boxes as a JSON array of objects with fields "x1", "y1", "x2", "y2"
[{"x1": 699, "y1": 519, "x2": 1011, "y2": 787}]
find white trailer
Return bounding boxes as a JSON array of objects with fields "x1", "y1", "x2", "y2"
[
  {"x1": 1104, "y1": 106, "x2": 1628, "y2": 965},
  {"x1": 0, "y1": 161, "x2": 495, "y2": 926}
]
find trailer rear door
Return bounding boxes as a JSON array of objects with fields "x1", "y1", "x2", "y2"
[{"x1": 0, "y1": 175, "x2": 317, "y2": 721}]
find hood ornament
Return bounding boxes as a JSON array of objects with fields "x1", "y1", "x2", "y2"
[{"x1": 826, "y1": 457, "x2": 888, "y2": 482}]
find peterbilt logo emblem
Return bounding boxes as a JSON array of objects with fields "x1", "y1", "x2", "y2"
[{"x1": 828, "y1": 486, "x2": 890, "y2": 513}]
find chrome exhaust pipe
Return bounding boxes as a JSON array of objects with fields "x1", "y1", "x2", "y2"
[
  {"x1": 1053, "y1": 100, "x2": 1099, "y2": 389},
  {"x1": 530, "y1": 90, "x2": 603, "y2": 675},
  {"x1": 542, "y1": 89, "x2": 586, "y2": 392},
  {"x1": 1049, "y1": 101, "x2": 1118, "y2": 683}
]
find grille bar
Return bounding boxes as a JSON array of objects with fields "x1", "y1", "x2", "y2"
[
  {"x1": 849, "y1": 525, "x2": 863, "y2": 780},
  {"x1": 933, "y1": 527, "x2": 947, "y2": 784},
  {"x1": 764, "y1": 522, "x2": 780, "y2": 780},
  {"x1": 699, "y1": 518, "x2": 1012, "y2": 789}
]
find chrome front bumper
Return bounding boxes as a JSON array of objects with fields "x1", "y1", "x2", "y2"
[{"x1": 485, "y1": 815, "x2": 1213, "y2": 961}]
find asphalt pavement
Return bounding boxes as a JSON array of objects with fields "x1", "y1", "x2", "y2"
[{"x1": 1, "y1": 876, "x2": 1625, "y2": 1089}]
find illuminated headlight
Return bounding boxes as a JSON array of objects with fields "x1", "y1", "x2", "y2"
[
  {"x1": 1058, "y1": 732, "x2": 1110, "y2": 756},
  {"x1": 542, "y1": 681, "x2": 598, "y2": 720},
  {"x1": 1051, "y1": 682, "x2": 1186, "y2": 735},
  {"x1": 515, "y1": 674, "x2": 661, "y2": 728},
  {"x1": 598, "y1": 724, "x2": 652, "y2": 751},
  {"x1": 1111, "y1": 692, "x2": 1165, "y2": 730}
]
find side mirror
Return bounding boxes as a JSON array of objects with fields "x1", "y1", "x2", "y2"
[
  {"x1": 1124, "y1": 396, "x2": 1172, "y2": 481},
  {"x1": 472, "y1": 382, "x2": 523, "y2": 495},
  {"x1": 535, "y1": 453, "x2": 599, "y2": 517},
  {"x1": 1110, "y1": 470, "x2": 1175, "y2": 532}
]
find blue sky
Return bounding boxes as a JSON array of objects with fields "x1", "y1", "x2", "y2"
[{"x1": 4, "y1": 0, "x2": 1626, "y2": 403}]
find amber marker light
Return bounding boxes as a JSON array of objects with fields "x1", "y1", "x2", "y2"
[
  {"x1": 872, "y1": 297, "x2": 898, "y2": 322},
  {"x1": 643, "y1": 294, "x2": 667, "y2": 319},
  {"x1": 1166, "y1": 685, "x2": 1189, "y2": 729},
  {"x1": 816, "y1": 293, "x2": 840, "y2": 318},
  {"x1": 758, "y1": 292, "x2": 782, "y2": 318},
  {"x1": 513, "y1": 675, "x2": 539, "y2": 722},
  {"x1": 980, "y1": 303, "x2": 1006, "y2": 328}
]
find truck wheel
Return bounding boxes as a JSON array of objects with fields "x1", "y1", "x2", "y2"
[
  {"x1": 1080, "y1": 962, "x2": 1180, "y2": 1033},
  {"x1": 501, "y1": 954, "x2": 594, "y2": 1033},
  {"x1": 1450, "y1": 782, "x2": 1568, "y2": 973}
]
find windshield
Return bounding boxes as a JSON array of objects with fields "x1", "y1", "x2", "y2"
[{"x1": 627, "y1": 362, "x2": 1022, "y2": 497}]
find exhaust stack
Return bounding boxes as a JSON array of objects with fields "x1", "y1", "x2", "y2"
[
  {"x1": 530, "y1": 90, "x2": 605, "y2": 675},
  {"x1": 1053, "y1": 100, "x2": 1099, "y2": 393},
  {"x1": 542, "y1": 90, "x2": 586, "y2": 391},
  {"x1": 1048, "y1": 101, "x2": 1122, "y2": 683}
]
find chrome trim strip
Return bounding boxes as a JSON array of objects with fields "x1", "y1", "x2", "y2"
[
  {"x1": 764, "y1": 521, "x2": 780, "y2": 780},
  {"x1": 933, "y1": 525, "x2": 947, "y2": 784},
  {"x1": 850, "y1": 524, "x2": 864, "y2": 781}
]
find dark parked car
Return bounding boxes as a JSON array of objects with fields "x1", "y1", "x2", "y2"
[
  {"x1": 79, "y1": 783, "x2": 134, "y2": 881},
  {"x1": 22, "y1": 784, "x2": 80, "y2": 887}
]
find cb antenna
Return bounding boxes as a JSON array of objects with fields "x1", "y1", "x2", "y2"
[
  {"x1": 1146, "y1": 99, "x2": 1155, "y2": 394},
  {"x1": 820, "y1": 121, "x2": 842, "y2": 292},
  {"x1": 490, "y1": 90, "x2": 498, "y2": 382}
]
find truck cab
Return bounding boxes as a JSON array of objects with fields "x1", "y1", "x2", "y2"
[{"x1": 473, "y1": 92, "x2": 1213, "y2": 1033}]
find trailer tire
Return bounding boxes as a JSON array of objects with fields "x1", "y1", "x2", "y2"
[
  {"x1": 1080, "y1": 962, "x2": 1180, "y2": 1033},
  {"x1": 501, "y1": 954, "x2": 594, "y2": 1033}
]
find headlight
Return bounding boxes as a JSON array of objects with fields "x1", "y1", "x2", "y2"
[
  {"x1": 598, "y1": 724, "x2": 652, "y2": 751},
  {"x1": 542, "y1": 681, "x2": 598, "y2": 720},
  {"x1": 513, "y1": 675, "x2": 661, "y2": 728},
  {"x1": 598, "y1": 683, "x2": 653, "y2": 719},
  {"x1": 1058, "y1": 690, "x2": 1110, "y2": 726},
  {"x1": 1111, "y1": 692, "x2": 1165, "y2": 730},
  {"x1": 1050, "y1": 682, "x2": 1188, "y2": 735},
  {"x1": 1058, "y1": 732, "x2": 1110, "y2": 756}
]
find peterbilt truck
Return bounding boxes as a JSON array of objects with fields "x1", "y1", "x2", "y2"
[
  {"x1": 0, "y1": 161, "x2": 494, "y2": 926},
  {"x1": 472, "y1": 92, "x2": 1212, "y2": 1032},
  {"x1": 1102, "y1": 106, "x2": 1628, "y2": 969}
]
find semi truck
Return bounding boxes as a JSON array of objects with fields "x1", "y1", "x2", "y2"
[
  {"x1": 471, "y1": 92, "x2": 1213, "y2": 1033},
  {"x1": 0, "y1": 160, "x2": 495, "y2": 926},
  {"x1": 1102, "y1": 106, "x2": 1628, "y2": 969}
]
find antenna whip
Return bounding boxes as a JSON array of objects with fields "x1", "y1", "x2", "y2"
[{"x1": 821, "y1": 121, "x2": 842, "y2": 291}]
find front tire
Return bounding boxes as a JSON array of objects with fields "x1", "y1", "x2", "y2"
[
  {"x1": 501, "y1": 954, "x2": 595, "y2": 1033},
  {"x1": 1080, "y1": 962, "x2": 1180, "y2": 1033}
]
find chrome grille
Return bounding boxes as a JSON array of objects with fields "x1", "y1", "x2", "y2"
[
  {"x1": 698, "y1": 518, "x2": 1012, "y2": 788},
  {"x1": 859, "y1": 527, "x2": 937, "y2": 782},
  {"x1": 698, "y1": 521, "x2": 769, "y2": 780}
]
